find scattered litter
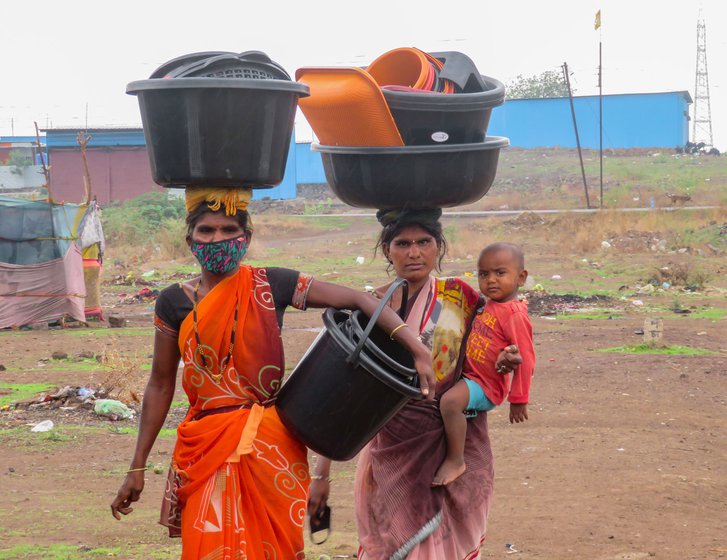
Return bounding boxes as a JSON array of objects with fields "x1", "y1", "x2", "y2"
[
  {"x1": 697, "y1": 331, "x2": 707, "y2": 336},
  {"x1": 634, "y1": 328, "x2": 644, "y2": 335},
  {"x1": 662, "y1": 282, "x2": 671, "y2": 289},
  {"x1": 601, "y1": 240, "x2": 612, "y2": 249},
  {"x1": 616, "y1": 448, "x2": 625, "y2": 452},
  {"x1": 77, "y1": 387, "x2": 96, "y2": 399},
  {"x1": 551, "y1": 274, "x2": 561, "y2": 280},
  {"x1": 355, "y1": 256, "x2": 365, "y2": 265},
  {"x1": 505, "y1": 543, "x2": 519, "y2": 554},
  {"x1": 632, "y1": 300, "x2": 644, "y2": 306},
  {"x1": 141, "y1": 270, "x2": 156, "y2": 278},
  {"x1": 31, "y1": 420, "x2": 54, "y2": 432},
  {"x1": 532, "y1": 283, "x2": 544, "y2": 291},
  {"x1": 94, "y1": 399, "x2": 135, "y2": 421},
  {"x1": 464, "y1": 271, "x2": 474, "y2": 277}
]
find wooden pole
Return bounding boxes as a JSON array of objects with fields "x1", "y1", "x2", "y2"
[
  {"x1": 77, "y1": 131, "x2": 93, "y2": 205},
  {"x1": 34, "y1": 121, "x2": 51, "y2": 201},
  {"x1": 562, "y1": 62, "x2": 591, "y2": 208}
]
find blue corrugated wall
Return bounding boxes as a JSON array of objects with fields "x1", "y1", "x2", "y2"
[
  {"x1": 487, "y1": 92, "x2": 691, "y2": 149},
  {"x1": 294, "y1": 142, "x2": 326, "y2": 184}
]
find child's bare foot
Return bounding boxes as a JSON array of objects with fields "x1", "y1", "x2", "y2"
[{"x1": 432, "y1": 458, "x2": 466, "y2": 486}]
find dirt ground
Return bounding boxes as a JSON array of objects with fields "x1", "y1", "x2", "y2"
[{"x1": 1, "y1": 214, "x2": 726, "y2": 560}]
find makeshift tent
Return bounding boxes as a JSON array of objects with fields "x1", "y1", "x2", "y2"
[{"x1": 0, "y1": 195, "x2": 104, "y2": 328}]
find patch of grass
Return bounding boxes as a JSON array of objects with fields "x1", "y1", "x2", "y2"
[
  {"x1": 554, "y1": 311, "x2": 623, "y2": 320},
  {"x1": 0, "y1": 426, "x2": 72, "y2": 448},
  {"x1": 0, "y1": 383, "x2": 55, "y2": 406},
  {"x1": 685, "y1": 307, "x2": 727, "y2": 320},
  {"x1": 53, "y1": 327, "x2": 154, "y2": 337},
  {"x1": 598, "y1": 343, "x2": 716, "y2": 355},
  {"x1": 0, "y1": 543, "x2": 181, "y2": 559},
  {"x1": 107, "y1": 426, "x2": 176, "y2": 438}
]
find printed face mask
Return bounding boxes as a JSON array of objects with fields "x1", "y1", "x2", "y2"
[{"x1": 191, "y1": 235, "x2": 248, "y2": 274}]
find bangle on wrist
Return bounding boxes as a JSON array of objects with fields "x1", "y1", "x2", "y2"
[
  {"x1": 310, "y1": 474, "x2": 332, "y2": 482},
  {"x1": 389, "y1": 323, "x2": 407, "y2": 340},
  {"x1": 127, "y1": 467, "x2": 147, "y2": 473}
]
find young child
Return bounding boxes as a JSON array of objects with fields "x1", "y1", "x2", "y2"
[{"x1": 433, "y1": 242, "x2": 536, "y2": 486}]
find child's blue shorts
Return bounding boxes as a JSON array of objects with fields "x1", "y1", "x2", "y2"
[{"x1": 464, "y1": 377, "x2": 496, "y2": 412}]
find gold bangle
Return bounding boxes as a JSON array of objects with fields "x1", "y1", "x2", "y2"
[
  {"x1": 389, "y1": 323, "x2": 407, "y2": 340},
  {"x1": 310, "y1": 475, "x2": 332, "y2": 482},
  {"x1": 127, "y1": 467, "x2": 147, "y2": 473}
]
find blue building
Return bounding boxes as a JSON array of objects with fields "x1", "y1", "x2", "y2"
[{"x1": 487, "y1": 91, "x2": 692, "y2": 149}]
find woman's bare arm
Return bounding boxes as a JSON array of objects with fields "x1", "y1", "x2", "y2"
[
  {"x1": 111, "y1": 331, "x2": 180, "y2": 519},
  {"x1": 305, "y1": 280, "x2": 435, "y2": 399}
]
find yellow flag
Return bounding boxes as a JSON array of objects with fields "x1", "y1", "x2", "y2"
[{"x1": 594, "y1": 9, "x2": 601, "y2": 30}]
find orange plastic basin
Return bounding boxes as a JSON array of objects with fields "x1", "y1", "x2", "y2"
[{"x1": 367, "y1": 47, "x2": 432, "y2": 90}]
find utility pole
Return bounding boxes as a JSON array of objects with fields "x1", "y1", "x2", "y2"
[
  {"x1": 562, "y1": 62, "x2": 591, "y2": 209},
  {"x1": 692, "y1": 14, "x2": 713, "y2": 147}
]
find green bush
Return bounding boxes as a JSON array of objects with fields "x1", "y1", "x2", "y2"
[{"x1": 102, "y1": 192, "x2": 186, "y2": 247}]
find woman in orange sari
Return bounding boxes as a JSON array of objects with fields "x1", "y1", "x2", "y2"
[{"x1": 110, "y1": 188, "x2": 435, "y2": 560}]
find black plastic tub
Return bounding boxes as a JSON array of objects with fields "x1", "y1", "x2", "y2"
[
  {"x1": 313, "y1": 137, "x2": 509, "y2": 209},
  {"x1": 382, "y1": 75, "x2": 505, "y2": 145},
  {"x1": 276, "y1": 308, "x2": 421, "y2": 461},
  {"x1": 126, "y1": 78, "x2": 309, "y2": 188}
]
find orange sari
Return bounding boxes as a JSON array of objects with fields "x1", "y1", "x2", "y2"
[{"x1": 168, "y1": 266, "x2": 308, "y2": 560}]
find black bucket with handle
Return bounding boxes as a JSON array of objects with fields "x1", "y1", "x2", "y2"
[{"x1": 276, "y1": 279, "x2": 421, "y2": 461}]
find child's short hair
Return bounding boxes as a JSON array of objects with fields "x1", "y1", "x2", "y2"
[{"x1": 480, "y1": 242, "x2": 525, "y2": 270}]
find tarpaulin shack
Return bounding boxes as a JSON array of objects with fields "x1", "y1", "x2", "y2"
[{"x1": 0, "y1": 196, "x2": 104, "y2": 328}]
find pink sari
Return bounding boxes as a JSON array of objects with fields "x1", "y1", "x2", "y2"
[{"x1": 356, "y1": 277, "x2": 493, "y2": 559}]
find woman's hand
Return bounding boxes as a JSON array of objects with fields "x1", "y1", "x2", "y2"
[
  {"x1": 412, "y1": 346, "x2": 436, "y2": 400},
  {"x1": 496, "y1": 344, "x2": 522, "y2": 374},
  {"x1": 110, "y1": 471, "x2": 145, "y2": 520},
  {"x1": 307, "y1": 478, "x2": 330, "y2": 521}
]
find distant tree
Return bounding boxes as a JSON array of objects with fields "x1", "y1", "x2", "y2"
[
  {"x1": 7, "y1": 150, "x2": 34, "y2": 175},
  {"x1": 506, "y1": 70, "x2": 570, "y2": 99}
]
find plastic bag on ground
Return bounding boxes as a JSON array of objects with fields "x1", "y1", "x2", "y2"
[{"x1": 94, "y1": 399, "x2": 134, "y2": 420}]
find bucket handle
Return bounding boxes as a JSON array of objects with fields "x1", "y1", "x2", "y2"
[{"x1": 346, "y1": 278, "x2": 408, "y2": 366}]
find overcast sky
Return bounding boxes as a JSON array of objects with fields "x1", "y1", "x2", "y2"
[{"x1": 2, "y1": 0, "x2": 725, "y2": 148}]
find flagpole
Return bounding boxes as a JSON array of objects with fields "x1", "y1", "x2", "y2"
[
  {"x1": 599, "y1": 39, "x2": 603, "y2": 209},
  {"x1": 598, "y1": 14, "x2": 603, "y2": 209}
]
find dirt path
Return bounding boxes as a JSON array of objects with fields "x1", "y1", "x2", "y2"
[{"x1": 1, "y1": 214, "x2": 726, "y2": 559}]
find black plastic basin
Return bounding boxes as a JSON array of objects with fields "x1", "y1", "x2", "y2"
[
  {"x1": 276, "y1": 309, "x2": 421, "y2": 461},
  {"x1": 313, "y1": 137, "x2": 509, "y2": 209},
  {"x1": 127, "y1": 78, "x2": 309, "y2": 188},
  {"x1": 382, "y1": 75, "x2": 504, "y2": 145}
]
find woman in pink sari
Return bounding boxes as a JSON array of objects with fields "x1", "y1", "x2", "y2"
[{"x1": 309, "y1": 209, "x2": 520, "y2": 559}]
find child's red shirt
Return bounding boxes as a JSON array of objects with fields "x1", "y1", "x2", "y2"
[{"x1": 463, "y1": 299, "x2": 535, "y2": 405}]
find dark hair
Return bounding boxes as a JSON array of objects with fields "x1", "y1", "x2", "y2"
[
  {"x1": 480, "y1": 242, "x2": 525, "y2": 270},
  {"x1": 374, "y1": 211, "x2": 448, "y2": 273},
  {"x1": 185, "y1": 205, "x2": 251, "y2": 238}
]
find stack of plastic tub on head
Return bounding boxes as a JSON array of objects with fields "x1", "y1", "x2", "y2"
[
  {"x1": 126, "y1": 51, "x2": 309, "y2": 189},
  {"x1": 296, "y1": 47, "x2": 509, "y2": 210}
]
